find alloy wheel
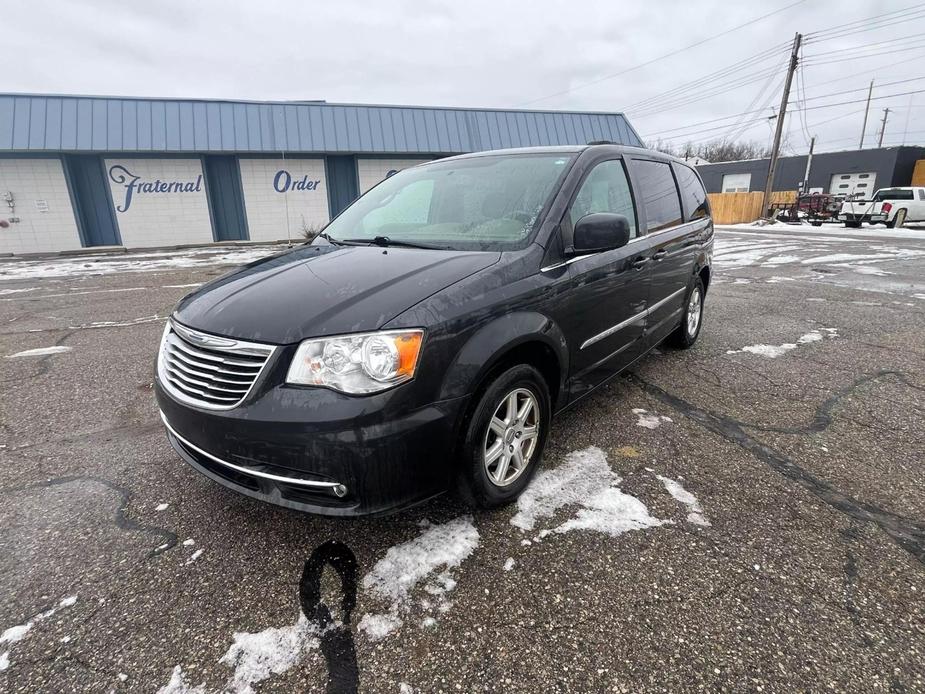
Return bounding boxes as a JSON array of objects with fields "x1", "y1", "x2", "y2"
[
  {"x1": 483, "y1": 388, "x2": 539, "y2": 487},
  {"x1": 687, "y1": 287, "x2": 702, "y2": 337}
]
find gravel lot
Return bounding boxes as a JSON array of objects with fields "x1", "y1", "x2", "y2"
[{"x1": 1, "y1": 226, "x2": 924, "y2": 693}]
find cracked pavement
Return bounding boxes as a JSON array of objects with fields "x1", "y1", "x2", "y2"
[{"x1": 1, "y1": 227, "x2": 924, "y2": 693}]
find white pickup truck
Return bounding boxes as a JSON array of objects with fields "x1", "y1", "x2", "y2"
[{"x1": 838, "y1": 186, "x2": 925, "y2": 228}]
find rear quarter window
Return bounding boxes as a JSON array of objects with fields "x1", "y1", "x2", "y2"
[
  {"x1": 673, "y1": 163, "x2": 710, "y2": 220},
  {"x1": 632, "y1": 159, "x2": 683, "y2": 232}
]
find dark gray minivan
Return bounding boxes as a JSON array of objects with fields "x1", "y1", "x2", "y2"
[{"x1": 156, "y1": 144, "x2": 714, "y2": 516}]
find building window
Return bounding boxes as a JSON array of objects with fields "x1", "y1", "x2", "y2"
[{"x1": 721, "y1": 173, "x2": 751, "y2": 193}]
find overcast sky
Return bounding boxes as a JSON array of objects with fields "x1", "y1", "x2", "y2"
[{"x1": 6, "y1": 0, "x2": 924, "y2": 155}]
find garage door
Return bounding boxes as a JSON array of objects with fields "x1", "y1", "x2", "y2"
[{"x1": 829, "y1": 172, "x2": 876, "y2": 197}]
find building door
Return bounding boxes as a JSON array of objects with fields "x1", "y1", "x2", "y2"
[
  {"x1": 203, "y1": 156, "x2": 248, "y2": 241},
  {"x1": 325, "y1": 156, "x2": 359, "y2": 217},
  {"x1": 63, "y1": 155, "x2": 121, "y2": 247},
  {"x1": 829, "y1": 172, "x2": 876, "y2": 198}
]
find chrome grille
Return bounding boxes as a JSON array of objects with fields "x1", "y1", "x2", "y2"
[{"x1": 158, "y1": 320, "x2": 275, "y2": 410}]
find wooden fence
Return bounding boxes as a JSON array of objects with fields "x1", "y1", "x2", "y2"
[{"x1": 707, "y1": 191, "x2": 798, "y2": 225}]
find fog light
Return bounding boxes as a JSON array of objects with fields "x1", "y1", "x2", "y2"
[{"x1": 333, "y1": 484, "x2": 348, "y2": 498}]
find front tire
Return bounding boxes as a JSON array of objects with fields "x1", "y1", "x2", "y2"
[
  {"x1": 457, "y1": 364, "x2": 551, "y2": 509},
  {"x1": 667, "y1": 276, "x2": 704, "y2": 349}
]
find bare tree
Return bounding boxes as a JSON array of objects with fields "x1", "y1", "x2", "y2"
[{"x1": 646, "y1": 138, "x2": 786, "y2": 163}]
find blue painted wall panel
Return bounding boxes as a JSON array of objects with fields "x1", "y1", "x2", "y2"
[
  {"x1": 0, "y1": 94, "x2": 642, "y2": 153},
  {"x1": 28, "y1": 98, "x2": 46, "y2": 149},
  {"x1": 107, "y1": 101, "x2": 122, "y2": 150},
  {"x1": 121, "y1": 101, "x2": 137, "y2": 150},
  {"x1": 12, "y1": 98, "x2": 31, "y2": 149},
  {"x1": 60, "y1": 99, "x2": 77, "y2": 149},
  {"x1": 44, "y1": 99, "x2": 62, "y2": 149}
]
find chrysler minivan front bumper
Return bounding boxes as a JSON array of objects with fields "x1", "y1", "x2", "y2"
[{"x1": 155, "y1": 381, "x2": 468, "y2": 517}]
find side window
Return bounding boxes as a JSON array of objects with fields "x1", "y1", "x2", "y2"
[
  {"x1": 568, "y1": 159, "x2": 638, "y2": 238},
  {"x1": 633, "y1": 160, "x2": 683, "y2": 232},
  {"x1": 919, "y1": 189, "x2": 925, "y2": 201},
  {"x1": 673, "y1": 163, "x2": 710, "y2": 220}
]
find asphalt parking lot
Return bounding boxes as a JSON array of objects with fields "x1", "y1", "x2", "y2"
[{"x1": 1, "y1": 226, "x2": 924, "y2": 693}]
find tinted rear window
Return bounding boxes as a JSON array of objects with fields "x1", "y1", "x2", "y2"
[
  {"x1": 633, "y1": 160, "x2": 683, "y2": 232},
  {"x1": 873, "y1": 188, "x2": 914, "y2": 201},
  {"x1": 674, "y1": 164, "x2": 709, "y2": 220}
]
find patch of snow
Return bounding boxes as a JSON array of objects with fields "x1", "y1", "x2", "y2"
[
  {"x1": 0, "y1": 595, "x2": 77, "y2": 672},
  {"x1": 399, "y1": 684, "x2": 414, "y2": 694},
  {"x1": 511, "y1": 447, "x2": 666, "y2": 539},
  {"x1": 421, "y1": 617, "x2": 437, "y2": 628},
  {"x1": 163, "y1": 283, "x2": 202, "y2": 289},
  {"x1": 118, "y1": 673, "x2": 128, "y2": 682},
  {"x1": 656, "y1": 475, "x2": 710, "y2": 526},
  {"x1": 632, "y1": 408, "x2": 672, "y2": 429},
  {"x1": 797, "y1": 331, "x2": 823, "y2": 344},
  {"x1": 762, "y1": 255, "x2": 801, "y2": 266},
  {"x1": 182, "y1": 538, "x2": 195, "y2": 546},
  {"x1": 219, "y1": 613, "x2": 321, "y2": 693},
  {"x1": 727, "y1": 328, "x2": 837, "y2": 358},
  {"x1": 155, "y1": 503, "x2": 169, "y2": 511},
  {"x1": 157, "y1": 665, "x2": 206, "y2": 694},
  {"x1": 554, "y1": 487, "x2": 666, "y2": 538},
  {"x1": 0, "y1": 246, "x2": 282, "y2": 281},
  {"x1": 0, "y1": 287, "x2": 36, "y2": 296},
  {"x1": 6, "y1": 345, "x2": 72, "y2": 358},
  {"x1": 67, "y1": 314, "x2": 164, "y2": 331},
  {"x1": 913, "y1": 293, "x2": 925, "y2": 300},
  {"x1": 503, "y1": 558, "x2": 515, "y2": 572},
  {"x1": 186, "y1": 549, "x2": 204, "y2": 564},
  {"x1": 357, "y1": 613, "x2": 403, "y2": 640},
  {"x1": 359, "y1": 517, "x2": 479, "y2": 641},
  {"x1": 806, "y1": 297, "x2": 826, "y2": 302}
]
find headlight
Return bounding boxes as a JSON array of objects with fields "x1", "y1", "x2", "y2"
[{"x1": 286, "y1": 329, "x2": 424, "y2": 394}]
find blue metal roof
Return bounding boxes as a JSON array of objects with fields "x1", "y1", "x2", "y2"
[{"x1": 0, "y1": 94, "x2": 642, "y2": 154}]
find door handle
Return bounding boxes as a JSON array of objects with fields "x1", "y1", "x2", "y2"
[
  {"x1": 652, "y1": 249, "x2": 668, "y2": 261},
  {"x1": 631, "y1": 257, "x2": 650, "y2": 270}
]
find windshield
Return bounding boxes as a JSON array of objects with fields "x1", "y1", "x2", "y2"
[
  {"x1": 321, "y1": 153, "x2": 575, "y2": 251},
  {"x1": 873, "y1": 188, "x2": 914, "y2": 201}
]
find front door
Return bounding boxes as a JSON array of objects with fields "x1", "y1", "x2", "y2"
[
  {"x1": 203, "y1": 156, "x2": 248, "y2": 241},
  {"x1": 64, "y1": 155, "x2": 121, "y2": 247},
  {"x1": 558, "y1": 158, "x2": 651, "y2": 401}
]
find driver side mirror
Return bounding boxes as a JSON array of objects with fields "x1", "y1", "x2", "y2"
[{"x1": 571, "y1": 213, "x2": 631, "y2": 254}]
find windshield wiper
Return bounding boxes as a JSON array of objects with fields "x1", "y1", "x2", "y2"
[
  {"x1": 342, "y1": 236, "x2": 445, "y2": 250},
  {"x1": 316, "y1": 232, "x2": 367, "y2": 246}
]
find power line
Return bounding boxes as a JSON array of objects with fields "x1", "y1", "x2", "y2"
[
  {"x1": 630, "y1": 65, "x2": 786, "y2": 118},
  {"x1": 625, "y1": 42, "x2": 790, "y2": 112},
  {"x1": 804, "y1": 42, "x2": 925, "y2": 67},
  {"x1": 513, "y1": 0, "x2": 806, "y2": 107},
  {"x1": 805, "y1": 4, "x2": 925, "y2": 39},
  {"x1": 641, "y1": 78, "x2": 925, "y2": 138},
  {"x1": 646, "y1": 89, "x2": 925, "y2": 144}
]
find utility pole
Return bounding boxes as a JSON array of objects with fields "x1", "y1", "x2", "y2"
[
  {"x1": 859, "y1": 80, "x2": 874, "y2": 149},
  {"x1": 877, "y1": 108, "x2": 891, "y2": 147},
  {"x1": 802, "y1": 136, "x2": 815, "y2": 194},
  {"x1": 762, "y1": 32, "x2": 802, "y2": 218}
]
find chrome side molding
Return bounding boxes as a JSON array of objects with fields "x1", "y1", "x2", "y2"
[{"x1": 580, "y1": 287, "x2": 686, "y2": 350}]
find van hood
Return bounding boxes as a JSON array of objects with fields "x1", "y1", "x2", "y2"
[{"x1": 174, "y1": 244, "x2": 500, "y2": 344}]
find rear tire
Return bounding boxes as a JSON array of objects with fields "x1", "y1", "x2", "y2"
[
  {"x1": 667, "y1": 276, "x2": 704, "y2": 349},
  {"x1": 457, "y1": 364, "x2": 551, "y2": 509},
  {"x1": 888, "y1": 209, "x2": 907, "y2": 229}
]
